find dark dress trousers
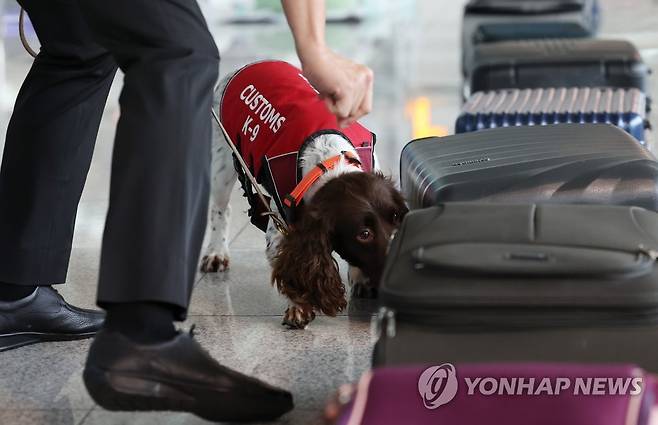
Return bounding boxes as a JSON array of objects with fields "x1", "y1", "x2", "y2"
[{"x1": 0, "y1": 0, "x2": 219, "y2": 318}]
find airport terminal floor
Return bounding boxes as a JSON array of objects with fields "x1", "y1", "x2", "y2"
[{"x1": 1, "y1": 0, "x2": 658, "y2": 424}]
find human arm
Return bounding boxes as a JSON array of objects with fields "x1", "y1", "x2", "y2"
[{"x1": 281, "y1": 0, "x2": 373, "y2": 127}]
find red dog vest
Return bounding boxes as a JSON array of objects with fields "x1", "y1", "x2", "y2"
[{"x1": 219, "y1": 60, "x2": 375, "y2": 227}]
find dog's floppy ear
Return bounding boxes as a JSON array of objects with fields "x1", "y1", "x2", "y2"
[{"x1": 271, "y1": 208, "x2": 346, "y2": 316}]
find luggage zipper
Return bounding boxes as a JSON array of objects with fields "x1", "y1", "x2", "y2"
[
  {"x1": 392, "y1": 306, "x2": 658, "y2": 330},
  {"x1": 374, "y1": 307, "x2": 397, "y2": 338}
]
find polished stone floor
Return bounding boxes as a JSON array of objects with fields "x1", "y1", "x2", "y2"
[{"x1": 1, "y1": 0, "x2": 658, "y2": 424}]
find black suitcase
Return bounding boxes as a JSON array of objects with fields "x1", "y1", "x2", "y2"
[
  {"x1": 373, "y1": 202, "x2": 658, "y2": 372},
  {"x1": 456, "y1": 87, "x2": 650, "y2": 145},
  {"x1": 400, "y1": 124, "x2": 658, "y2": 211},
  {"x1": 461, "y1": 0, "x2": 600, "y2": 75},
  {"x1": 464, "y1": 39, "x2": 650, "y2": 99}
]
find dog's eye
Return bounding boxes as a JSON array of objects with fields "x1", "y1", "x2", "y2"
[
  {"x1": 357, "y1": 229, "x2": 374, "y2": 243},
  {"x1": 392, "y1": 212, "x2": 401, "y2": 224}
]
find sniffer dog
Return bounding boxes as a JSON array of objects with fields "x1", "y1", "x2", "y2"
[{"x1": 202, "y1": 61, "x2": 407, "y2": 328}]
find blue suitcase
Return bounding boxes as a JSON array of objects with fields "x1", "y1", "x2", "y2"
[
  {"x1": 456, "y1": 87, "x2": 650, "y2": 145},
  {"x1": 464, "y1": 39, "x2": 650, "y2": 100},
  {"x1": 462, "y1": 0, "x2": 600, "y2": 75}
]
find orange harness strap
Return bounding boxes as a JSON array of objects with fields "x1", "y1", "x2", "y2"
[{"x1": 283, "y1": 151, "x2": 362, "y2": 208}]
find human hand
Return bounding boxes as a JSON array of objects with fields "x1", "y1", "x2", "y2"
[{"x1": 298, "y1": 46, "x2": 374, "y2": 127}]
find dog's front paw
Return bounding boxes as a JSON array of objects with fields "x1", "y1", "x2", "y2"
[
  {"x1": 282, "y1": 305, "x2": 316, "y2": 329},
  {"x1": 200, "y1": 254, "x2": 230, "y2": 273}
]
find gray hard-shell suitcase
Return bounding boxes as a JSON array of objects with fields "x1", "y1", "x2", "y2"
[
  {"x1": 373, "y1": 202, "x2": 658, "y2": 372},
  {"x1": 461, "y1": 0, "x2": 600, "y2": 75},
  {"x1": 456, "y1": 87, "x2": 650, "y2": 145},
  {"x1": 400, "y1": 124, "x2": 658, "y2": 211},
  {"x1": 464, "y1": 39, "x2": 649, "y2": 100}
]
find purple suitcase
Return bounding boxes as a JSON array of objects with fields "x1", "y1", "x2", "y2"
[{"x1": 336, "y1": 364, "x2": 655, "y2": 425}]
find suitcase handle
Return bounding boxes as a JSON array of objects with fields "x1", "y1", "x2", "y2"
[{"x1": 412, "y1": 243, "x2": 655, "y2": 278}]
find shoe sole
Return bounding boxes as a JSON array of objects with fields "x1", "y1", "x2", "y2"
[
  {"x1": 83, "y1": 365, "x2": 292, "y2": 422},
  {"x1": 0, "y1": 331, "x2": 97, "y2": 352}
]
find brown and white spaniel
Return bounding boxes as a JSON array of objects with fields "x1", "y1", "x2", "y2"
[{"x1": 201, "y1": 61, "x2": 408, "y2": 328}]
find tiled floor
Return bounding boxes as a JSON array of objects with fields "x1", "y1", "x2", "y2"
[{"x1": 1, "y1": 0, "x2": 658, "y2": 424}]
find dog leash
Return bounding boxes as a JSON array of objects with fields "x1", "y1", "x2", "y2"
[{"x1": 18, "y1": 9, "x2": 289, "y2": 236}]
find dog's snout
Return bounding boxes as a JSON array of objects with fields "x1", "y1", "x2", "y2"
[{"x1": 385, "y1": 230, "x2": 398, "y2": 255}]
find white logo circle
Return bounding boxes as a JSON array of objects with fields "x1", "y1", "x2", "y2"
[{"x1": 418, "y1": 363, "x2": 459, "y2": 409}]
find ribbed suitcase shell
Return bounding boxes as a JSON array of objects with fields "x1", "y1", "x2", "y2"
[
  {"x1": 400, "y1": 124, "x2": 658, "y2": 210},
  {"x1": 461, "y1": 0, "x2": 600, "y2": 75},
  {"x1": 456, "y1": 87, "x2": 648, "y2": 144},
  {"x1": 465, "y1": 39, "x2": 649, "y2": 96}
]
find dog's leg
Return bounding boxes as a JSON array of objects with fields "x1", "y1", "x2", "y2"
[
  {"x1": 201, "y1": 107, "x2": 238, "y2": 273},
  {"x1": 348, "y1": 266, "x2": 377, "y2": 298}
]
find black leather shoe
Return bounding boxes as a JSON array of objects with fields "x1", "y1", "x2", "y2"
[
  {"x1": 0, "y1": 286, "x2": 105, "y2": 352},
  {"x1": 83, "y1": 329, "x2": 294, "y2": 422}
]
